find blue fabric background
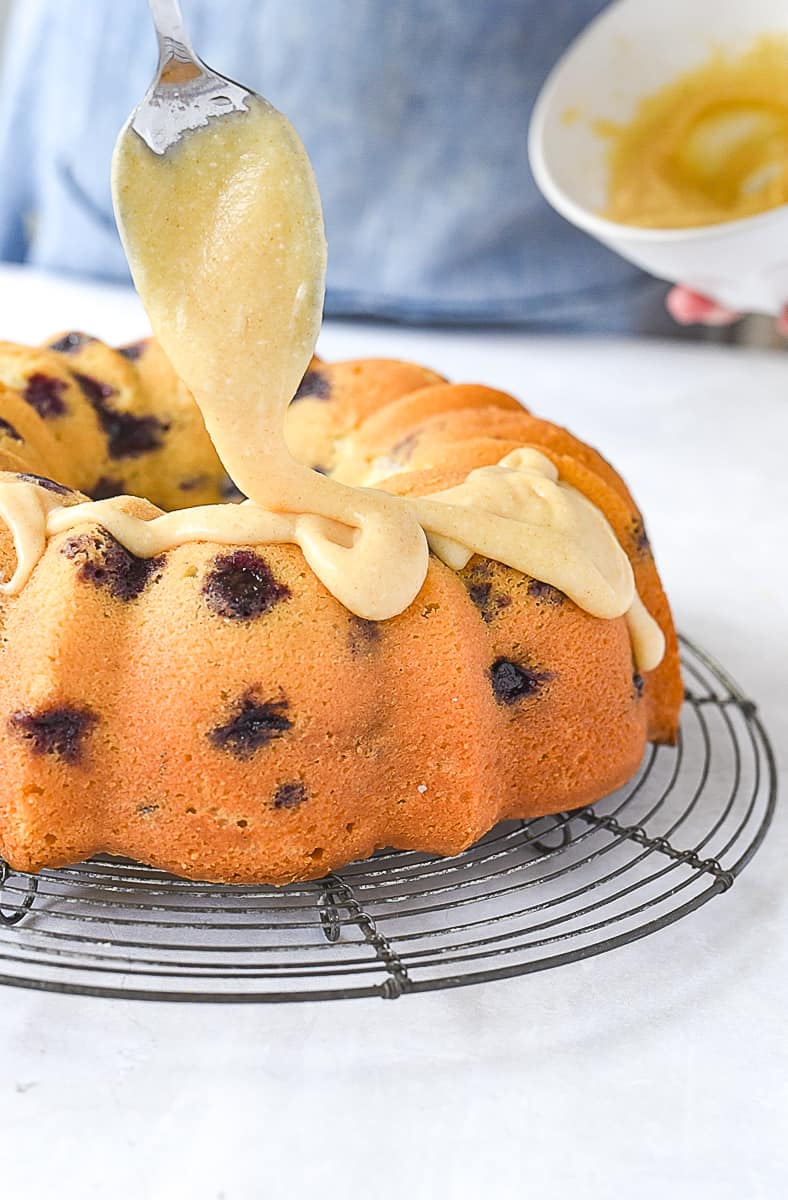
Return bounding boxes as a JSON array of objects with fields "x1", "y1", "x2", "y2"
[{"x1": 0, "y1": 0, "x2": 673, "y2": 330}]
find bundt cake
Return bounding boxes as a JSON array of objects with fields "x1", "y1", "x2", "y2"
[
  {"x1": 0, "y1": 332, "x2": 682, "y2": 883},
  {"x1": 0, "y1": 60, "x2": 682, "y2": 885}
]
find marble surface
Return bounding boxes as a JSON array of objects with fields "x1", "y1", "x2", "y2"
[{"x1": 0, "y1": 265, "x2": 785, "y2": 1199}]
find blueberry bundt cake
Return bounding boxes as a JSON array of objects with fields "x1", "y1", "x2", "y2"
[{"x1": 0, "y1": 333, "x2": 681, "y2": 884}]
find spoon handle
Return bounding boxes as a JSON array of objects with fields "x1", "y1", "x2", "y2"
[
  {"x1": 131, "y1": 0, "x2": 251, "y2": 153},
  {"x1": 148, "y1": 0, "x2": 194, "y2": 57}
]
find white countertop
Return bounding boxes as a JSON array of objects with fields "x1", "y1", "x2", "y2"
[{"x1": 0, "y1": 266, "x2": 785, "y2": 1200}]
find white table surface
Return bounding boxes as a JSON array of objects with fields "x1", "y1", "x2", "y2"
[{"x1": 0, "y1": 265, "x2": 785, "y2": 1200}]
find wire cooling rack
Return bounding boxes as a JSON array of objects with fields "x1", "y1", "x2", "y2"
[{"x1": 0, "y1": 636, "x2": 776, "y2": 1003}]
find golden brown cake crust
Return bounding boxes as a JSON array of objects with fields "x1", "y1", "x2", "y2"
[{"x1": 0, "y1": 337, "x2": 682, "y2": 883}]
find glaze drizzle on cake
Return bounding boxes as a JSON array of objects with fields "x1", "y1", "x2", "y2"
[{"x1": 0, "y1": 96, "x2": 664, "y2": 669}]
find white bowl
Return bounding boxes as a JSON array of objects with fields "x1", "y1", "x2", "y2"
[{"x1": 528, "y1": 0, "x2": 788, "y2": 315}]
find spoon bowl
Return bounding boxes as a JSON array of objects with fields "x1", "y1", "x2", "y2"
[{"x1": 131, "y1": 0, "x2": 253, "y2": 156}]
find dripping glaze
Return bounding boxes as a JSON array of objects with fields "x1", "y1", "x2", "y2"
[{"x1": 0, "y1": 99, "x2": 665, "y2": 672}]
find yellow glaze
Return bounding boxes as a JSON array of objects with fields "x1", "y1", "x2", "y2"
[
  {"x1": 602, "y1": 36, "x2": 788, "y2": 229},
  {"x1": 0, "y1": 96, "x2": 666, "y2": 671}
]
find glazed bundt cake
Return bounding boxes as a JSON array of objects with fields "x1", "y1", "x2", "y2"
[
  {"x1": 0, "y1": 19, "x2": 683, "y2": 886},
  {"x1": 0, "y1": 333, "x2": 682, "y2": 883}
]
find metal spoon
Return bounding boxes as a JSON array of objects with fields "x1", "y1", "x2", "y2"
[{"x1": 131, "y1": 0, "x2": 255, "y2": 155}]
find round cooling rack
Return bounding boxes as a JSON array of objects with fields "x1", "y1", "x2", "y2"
[{"x1": 0, "y1": 636, "x2": 777, "y2": 1003}]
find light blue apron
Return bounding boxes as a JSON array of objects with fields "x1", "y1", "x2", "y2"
[{"x1": 0, "y1": 0, "x2": 675, "y2": 331}]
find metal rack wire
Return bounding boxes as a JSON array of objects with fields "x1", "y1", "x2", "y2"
[{"x1": 0, "y1": 636, "x2": 776, "y2": 1003}]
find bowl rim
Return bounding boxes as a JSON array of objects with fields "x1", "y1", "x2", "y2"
[{"x1": 526, "y1": 8, "x2": 788, "y2": 246}]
